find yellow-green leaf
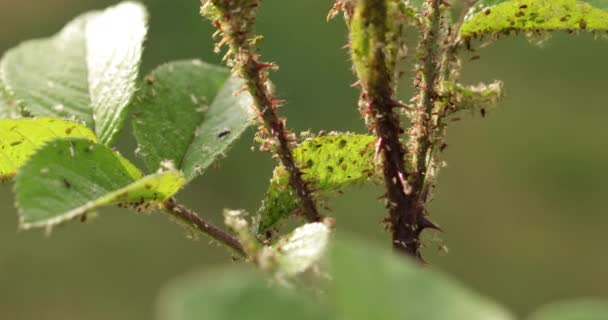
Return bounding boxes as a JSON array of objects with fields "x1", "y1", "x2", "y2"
[
  {"x1": 257, "y1": 133, "x2": 377, "y2": 232},
  {"x1": 0, "y1": 2, "x2": 148, "y2": 145},
  {"x1": 0, "y1": 117, "x2": 96, "y2": 179},
  {"x1": 460, "y1": 0, "x2": 608, "y2": 38},
  {"x1": 15, "y1": 138, "x2": 184, "y2": 230}
]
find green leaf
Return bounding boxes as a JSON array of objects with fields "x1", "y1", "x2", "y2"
[
  {"x1": 0, "y1": 2, "x2": 148, "y2": 145},
  {"x1": 131, "y1": 60, "x2": 254, "y2": 181},
  {"x1": 460, "y1": 0, "x2": 608, "y2": 38},
  {"x1": 257, "y1": 133, "x2": 376, "y2": 233},
  {"x1": 86, "y1": 2, "x2": 148, "y2": 144},
  {"x1": 157, "y1": 268, "x2": 330, "y2": 320},
  {"x1": 15, "y1": 138, "x2": 184, "y2": 230},
  {"x1": 328, "y1": 238, "x2": 515, "y2": 320},
  {"x1": 527, "y1": 300, "x2": 608, "y2": 320},
  {"x1": 0, "y1": 14, "x2": 92, "y2": 124},
  {"x1": 0, "y1": 117, "x2": 96, "y2": 180},
  {"x1": 441, "y1": 80, "x2": 504, "y2": 115}
]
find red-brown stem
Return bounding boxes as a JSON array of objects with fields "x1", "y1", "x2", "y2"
[
  {"x1": 351, "y1": 0, "x2": 427, "y2": 258},
  {"x1": 242, "y1": 58, "x2": 322, "y2": 224},
  {"x1": 206, "y1": 0, "x2": 322, "y2": 224},
  {"x1": 163, "y1": 198, "x2": 246, "y2": 256}
]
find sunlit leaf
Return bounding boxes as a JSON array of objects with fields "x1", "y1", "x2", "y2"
[
  {"x1": 131, "y1": 60, "x2": 254, "y2": 181},
  {"x1": 15, "y1": 138, "x2": 184, "y2": 230},
  {"x1": 460, "y1": 0, "x2": 608, "y2": 38},
  {"x1": 86, "y1": 2, "x2": 148, "y2": 144},
  {"x1": 0, "y1": 1, "x2": 148, "y2": 145},
  {"x1": 157, "y1": 268, "x2": 329, "y2": 320},
  {"x1": 0, "y1": 13, "x2": 93, "y2": 124},
  {"x1": 257, "y1": 133, "x2": 376, "y2": 233},
  {"x1": 0, "y1": 117, "x2": 96, "y2": 180}
]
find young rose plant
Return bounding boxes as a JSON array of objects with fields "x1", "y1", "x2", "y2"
[{"x1": 1, "y1": 0, "x2": 608, "y2": 319}]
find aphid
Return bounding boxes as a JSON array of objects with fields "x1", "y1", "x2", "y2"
[
  {"x1": 62, "y1": 178, "x2": 71, "y2": 189},
  {"x1": 217, "y1": 129, "x2": 231, "y2": 138},
  {"x1": 519, "y1": 4, "x2": 528, "y2": 9},
  {"x1": 480, "y1": 108, "x2": 486, "y2": 118},
  {"x1": 469, "y1": 55, "x2": 481, "y2": 61}
]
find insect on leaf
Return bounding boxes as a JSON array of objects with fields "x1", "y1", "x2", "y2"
[
  {"x1": 460, "y1": 0, "x2": 608, "y2": 39},
  {"x1": 257, "y1": 133, "x2": 377, "y2": 233},
  {"x1": 0, "y1": 117, "x2": 96, "y2": 180},
  {"x1": 131, "y1": 60, "x2": 254, "y2": 182},
  {"x1": 15, "y1": 138, "x2": 184, "y2": 231}
]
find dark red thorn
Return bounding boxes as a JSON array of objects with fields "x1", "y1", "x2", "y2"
[
  {"x1": 253, "y1": 60, "x2": 277, "y2": 71},
  {"x1": 417, "y1": 216, "x2": 442, "y2": 232}
]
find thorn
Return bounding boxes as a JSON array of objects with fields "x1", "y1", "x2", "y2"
[
  {"x1": 253, "y1": 61, "x2": 277, "y2": 71},
  {"x1": 417, "y1": 215, "x2": 442, "y2": 232}
]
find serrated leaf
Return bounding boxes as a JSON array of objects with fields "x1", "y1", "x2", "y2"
[
  {"x1": 0, "y1": 13, "x2": 93, "y2": 124},
  {"x1": 0, "y1": 1, "x2": 148, "y2": 145},
  {"x1": 273, "y1": 222, "x2": 331, "y2": 277},
  {"x1": 0, "y1": 117, "x2": 96, "y2": 179},
  {"x1": 441, "y1": 80, "x2": 504, "y2": 115},
  {"x1": 157, "y1": 268, "x2": 330, "y2": 320},
  {"x1": 132, "y1": 60, "x2": 254, "y2": 181},
  {"x1": 527, "y1": 300, "x2": 608, "y2": 320},
  {"x1": 460, "y1": 0, "x2": 608, "y2": 38},
  {"x1": 86, "y1": 2, "x2": 147, "y2": 144},
  {"x1": 15, "y1": 138, "x2": 184, "y2": 230},
  {"x1": 329, "y1": 238, "x2": 515, "y2": 320},
  {"x1": 257, "y1": 133, "x2": 376, "y2": 233}
]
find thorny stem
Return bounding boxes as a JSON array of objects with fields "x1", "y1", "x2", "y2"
[
  {"x1": 202, "y1": 0, "x2": 322, "y2": 225},
  {"x1": 347, "y1": 0, "x2": 434, "y2": 259},
  {"x1": 411, "y1": 0, "x2": 442, "y2": 197},
  {"x1": 420, "y1": 1, "x2": 472, "y2": 202},
  {"x1": 163, "y1": 198, "x2": 246, "y2": 256}
]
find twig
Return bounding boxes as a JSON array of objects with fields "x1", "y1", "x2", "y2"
[
  {"x1": 163, "y1": 198, "x2": 246, "y2": 256},
  {"x1": 410, "y1": 0, "x2": 442, "y2": 191},
  {"x1": 202, "y1": 0, "x2": 322, "y2": 224}
]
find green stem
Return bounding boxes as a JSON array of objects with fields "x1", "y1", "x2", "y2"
[{"x1": 410, "y1": 0, "x2": 442, "y2": 196}]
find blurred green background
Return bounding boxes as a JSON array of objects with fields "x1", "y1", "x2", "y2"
[{"x1": 1, "y1": 0, "x2": 608, "y2": 319}]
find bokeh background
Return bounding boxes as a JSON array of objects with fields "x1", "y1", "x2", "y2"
[{"x1": 1, "y1": 0, "x2": 607, "y2": 319}]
